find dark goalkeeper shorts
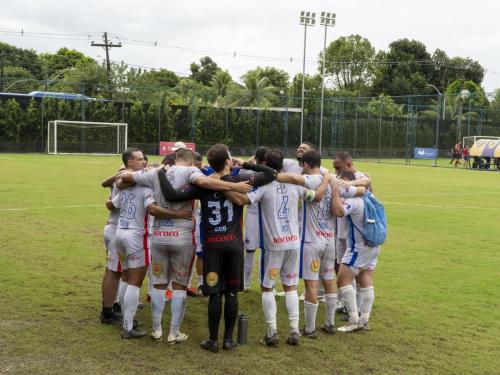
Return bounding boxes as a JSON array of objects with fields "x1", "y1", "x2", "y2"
[{"x1": 202, "y1": 246, "x2": 244, "y2": 295}]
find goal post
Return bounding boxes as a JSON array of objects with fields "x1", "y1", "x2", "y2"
[{"x1": 47, "y1": 120, "x2": 128, "y2": 155}]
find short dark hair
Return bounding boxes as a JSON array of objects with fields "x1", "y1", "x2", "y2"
[
  {"x1": 193, "y1": 151, "x2": 203, "y2": 162},
  {"x1": 334, "y1": 151, "x2": 352, "y2": 163},
  {"x1": 301, "y1": 150, "x2": 321, "y2": 168},
  {"x1": 207, "y1": 143, "x2": 230, "y2": 172},
  {"x1": 176, "y1": 148, "x2": 194, "y2": 162},
  {"x1": 302, "y1": 142, "x2": 316, "y2": 150},
  {"x1": 255, "y1": 146, "x2": 270, "y2": 164},
  {"x1": 161, "y1": 153, "x2": 176, "y2": 166},
  {"x1": 122, "y1": 148, "x2": 142, "y2": 166},
  {"x1": 265, "y1": 149, "x2": 284, "y2": 172},
  {"x1": 338, "y1": 171, "x2": 356, "y2": 181}
]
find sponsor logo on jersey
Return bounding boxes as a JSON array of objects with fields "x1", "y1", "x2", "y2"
[
  {"x1": 152, "y1": 263, "x2": 163, "y2": 276},
  {"x1": 315, "y1": 229, "x2": 334, "y2": 238},
  {"x1": 310, "y1": 260, "x2": 320, "y2": 273},
  {"x1": 206, "y1": 272, "x2": 219, "y2": 286},
  {"x1": 269, "y1": 268, "x2": 279, "y2": 280},
  {"x1": 154, "y1": 230, "x2": 179, "y2": 237},
  {"x1": 206, "y1": 233, "x2": 236, "y2": 243},
  {"x1": 272, "y1": 234, "x2": 298, "y2": 244}
]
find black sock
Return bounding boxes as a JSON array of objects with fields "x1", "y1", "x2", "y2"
[
  {"x1": 208, "y1": 293, "x2": 222, "y2": 341},
  {"x1": 101, "y1": 306, "x2": 114, "y2": 319},
  {"x1": 223, "y1": 292, "x2": 238, "y2": 340}
]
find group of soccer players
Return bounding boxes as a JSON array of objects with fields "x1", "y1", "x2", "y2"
[{"x1": 98, "y1": 140, "x2": 382, "y2": 353}]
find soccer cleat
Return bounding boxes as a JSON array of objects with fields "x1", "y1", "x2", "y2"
[
  {"x1": 222, "y1": 338, "x2": 238, "y2": 350},
  {"x1": 137, "y1": 302, "x2": 145, "y2": 309},
  {"x1": 100, "y1": 308, "x2": 116, "y2": 325},
  {"x1": 299, "y1": 328, "x2": 318, "y2": 339},
  {"x1": 317, "y1": 295, "x2": 326, "y2": 303},
  {"x1": 285, "y1": 332, "x2": 300, "y2": 346},
  {"x1": 261, "y1": 333, "x2": 279, "y2": 347},
  {"x1": 121, "y1": 328, "x2": 147, "y2": 339},
  {"x1": 150, "y1": 329, "x2": 163, "y2": 341},
  {"x1": 320, "y1": 324, "x2": 336, "y2": 335},
  {"x1": 359, "y1": 321, "x2": 371, "y2": 331},
  {"x1": 337, "y1": 322, "x2": 362, "y2": 333},
  {"x1": 298, "y1": 293, "x2": 305, "y2": 301},
  {"x1": 112, "y1": 303, "x2": 123, "y2": 319},
  {"x1": 165, "y1": 289, "x2": 172, "y2": 302},
  {"x1": 146, "y1": 294, "x2": 151, "y2": 302},
  {"x1": 197, "y1": 285, "x2": 204, "y2": 296},
  {"x1": 167, "y1": 332, "x2": 188, "y2": 345},
  {"x1": 186, "y1": 287, "x2": 199, "y2": 297},
  {"x1": 200, "y1": 339, "x2": 219, "y2": 353}
]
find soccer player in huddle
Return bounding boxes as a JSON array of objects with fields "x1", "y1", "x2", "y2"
[
  {"x1": 118, "y1": 147, "x2": 252, "y2": 343},
  {"x1": 331, "y1": 171, "x2": 380, "y2": 332},
  {"x1": 111, "y1": 148, "x2": 192, "y2": 339},
  {"x1": 159, "y1": 143, "x2": 277, "y2": 352},
  {"x1": 277, "y1": 150, "x2": 367, "y2": 336}
]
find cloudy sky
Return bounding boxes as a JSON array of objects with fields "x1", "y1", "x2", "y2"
[{"x1": 1, "y1": 0, "x2": 498, "y2": 92}]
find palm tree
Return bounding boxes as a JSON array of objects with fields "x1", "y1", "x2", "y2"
[
  {"x1": 210, "y1": 70, "x2": 233, "y2": 106},
  {"x1": 227, "y1": 71, "x2": 277, "y2": 108}
]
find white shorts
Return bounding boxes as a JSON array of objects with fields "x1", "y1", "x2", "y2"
[
  {"x1": 336, "y1": 238, "x2": 348, "y2": 264},
  {"x1": 300, "y1": 242, "x2": 336, "y2": 281},
  {"x1": 104, "y1": 225, "x2": 121, "y2": 272},
  {"x1": 114, "y1": 230, "x2": 150, "y2": 270},
  {"x1": 194, "y1": 216, "x2": 203, "y2": 256},
  {"x1": 260, "y1": 248, "x2": 299, "y2": 288},
  {"x1": 151, "y1": 243, "x2": 196, "y2": 287},
  {"x1": 244, "y1": 212, "x2": 259, "y2": 251},
  {"x1": 341, "y1": 246, "x2": 381, "y2": 276}
]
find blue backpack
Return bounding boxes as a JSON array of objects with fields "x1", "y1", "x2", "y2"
[{"x1": 352, "y1": 191, "x2": 387, "y2": 247}]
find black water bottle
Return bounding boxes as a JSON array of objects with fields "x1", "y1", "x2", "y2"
[{"x1": 237, "y1": 313, "x2": 248, "y2": 345}]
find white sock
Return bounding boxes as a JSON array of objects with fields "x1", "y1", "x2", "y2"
[
  {"x1": 262, "y1": 291, "x2": 277, "y2": 336},
  {"x1": 197, "y1": 275, "x2": 203, "y2": 286},
  {"x1": 339, "y1": 285, "x2": 358, "y2": 324},
  {"x1": 356, "y1": 283, "x2": 362, "y2": 312},
  {"x1": 359, "y1": 286, "x2": 374, "y2": 323},
  {"x1": 285, "y1": 290, "x2": 299, "y2": 333},
  {"x1": 118, "y1": 281, "x2": 128, "y2": 308},
  {"x1": 244, "y1": 250, "x2": 255, "y2": 288},
  {"x1": 170, "y1": 290, "x2": 187, "y2": 336},
  {"x1": 304, "y1": 300, "x2": 318, "y2": 333},
  {"x1": 147, "y1": 265, "x2": 153, "y2": 295},
  {"x1": 325, "y1": 293, "x2": 337, "y2": 326},
  {"x1": 151, "y1": 288, "x2": 166, "y2": 331},
  {"x1": 115, "y1": 280, "x2": 127, "y2": 304},
  {"x1": 123, "y1": 285, "x2": 140, "y2": 331}
]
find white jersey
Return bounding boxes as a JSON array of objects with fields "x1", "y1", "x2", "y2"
[
  {"x1": 133, "y1": 166, "x2": 204, "y2": 244},
  {"x1": 336, "y1": 171, "x2": 369, "y2": 240},
  {"x1": 247, "y1": 181, "x2": 313, "y2": 251},
  {"x1": 301, "y1": 175, "x2": 358, "y2": 244},
  {"x1": 113, "y1": 185, "x2": 155, "y2": 235},
  {"x1": 342, "y1": 197, "x2": 379, "y2": 253},
  {"x1": 282, "y1": 159, "x2": 329, "y2": 175},
  {"x1": 106, "y1": 184, "x2": 121, "y2": 226}
]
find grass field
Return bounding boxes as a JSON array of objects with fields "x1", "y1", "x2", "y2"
[{"x1": 1, "y1": 153, "x2": 499, "y2": 375}]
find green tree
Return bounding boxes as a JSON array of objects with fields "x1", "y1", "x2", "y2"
[
  {"x1": 210, "y1": 70, "x2": 234, "y2": 106},
  {"x1": 190, "y1": 56, "x2": 220, "y2": 86},
  {"x1": 40, "y1": 48, "x2": 94, "y2": 78},
  {"x1": 251, "y1": 66, "x2": 290, "y2": 96},
  {"x1": 0, "y1": 42, "x2": 43, "y2": 79},
  {"x1": 227, "y1": 71, "x2": 277, "y2": 107},
  {"x1": 322, "y1": 34, "x2": 377, "y2": 94}
]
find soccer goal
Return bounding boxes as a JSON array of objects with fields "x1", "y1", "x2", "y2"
[
  {"x1": 463, "y1": 135, "x2": 500, "y2": 149},
  {"x1": 47, "y1": 120, "x2": 127, "y2": 155}
]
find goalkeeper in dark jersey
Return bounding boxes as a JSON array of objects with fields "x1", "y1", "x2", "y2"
[{"x1": 158, "y1": 144, "x2": 277, "y2": 353}]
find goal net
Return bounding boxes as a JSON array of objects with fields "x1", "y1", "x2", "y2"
[{"x1": 47, "y1": 120, "x2": 127, "y2": 155}]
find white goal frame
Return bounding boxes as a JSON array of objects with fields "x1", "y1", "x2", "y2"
[
  {"x1": 463, "y1": 135, "x2": 500, "y2": 149},
  {"x1": 47, "y1": 120, "x2": 128, "y2": 155}
]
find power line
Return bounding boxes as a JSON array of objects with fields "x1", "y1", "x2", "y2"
[{"x1": 91, "y1": 32, "x2": 122, "y2": 99}]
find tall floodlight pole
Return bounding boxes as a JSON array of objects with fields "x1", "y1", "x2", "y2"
[
  {"x1": 427, "y1": 84, "x2": 442, "y2": 167},
  {"x1": 318, "y1": 12, "x2": 336, "y2": 155},
  {"x1": 299, "y1": 11, "x2": 316, "y2": 144}
]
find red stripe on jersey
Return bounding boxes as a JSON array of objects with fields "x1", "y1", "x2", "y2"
[
  {"x1": 143, "y1": 213, "x2": 150, "y2": 266},
  {"x1": 117, "y1": 259, "x2": 122, "y2": 273}
]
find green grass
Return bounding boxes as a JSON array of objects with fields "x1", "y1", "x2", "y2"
[{"x1": 1, "y1": 153, "x2": 499, "y2": 375}]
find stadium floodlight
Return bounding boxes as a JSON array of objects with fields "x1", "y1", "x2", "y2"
[
  {"x1": 318, "y1": 12, "x2": 336, "y2": 155},
  {"x1": 299, "y1": 11, "x2": 316, "y2": 144},
  {"x1": 47, "y1": 120, "x2": 127, "y2": 155}
]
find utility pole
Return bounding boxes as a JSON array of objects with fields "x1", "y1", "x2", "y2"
[
  {"x1": 91, "y1": 32, "x2": 122, "y2": 99},
  {"x1": 0, "y1": 50, "x2": 7, "y2": 92}
]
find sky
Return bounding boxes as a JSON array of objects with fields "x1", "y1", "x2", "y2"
[{"x1": 0, "y1": 0, "x2": 499, "y2": 93}]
